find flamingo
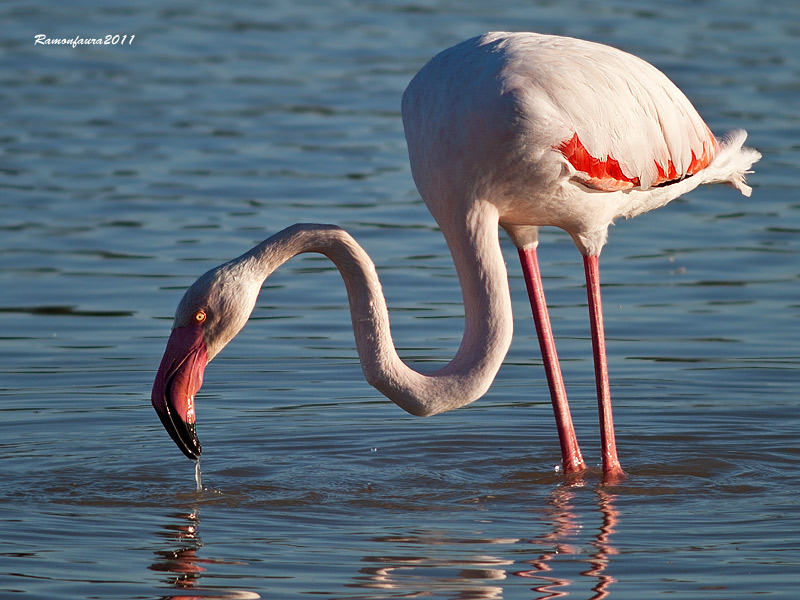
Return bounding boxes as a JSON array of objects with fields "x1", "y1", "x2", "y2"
[{"x1": 152, "y1": 32, "x2": 760, "y2": 481}]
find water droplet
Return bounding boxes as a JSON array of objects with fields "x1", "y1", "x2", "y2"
[{"x1": 195, "y1": 459, "x2": 203, "y2": 491}]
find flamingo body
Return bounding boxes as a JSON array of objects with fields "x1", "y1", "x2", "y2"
[
  {"x1": 402, "y1": 32, "x2": 757, "y2": 255},
  {"x1": 152, "y1": 32, "x2": 759, "y2": 480}
]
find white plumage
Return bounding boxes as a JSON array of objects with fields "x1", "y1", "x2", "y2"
[{"x1": 402, "y1": 32, "x2": 758, "y2": 254}]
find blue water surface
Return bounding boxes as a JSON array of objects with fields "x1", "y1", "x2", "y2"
[{"x1": 1, "y1": 0, "x2": 799, "y2": 598}]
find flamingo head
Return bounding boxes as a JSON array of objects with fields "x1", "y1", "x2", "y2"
[{"x1": 151, "y1": 259, "x2": 262, "y2": 460}]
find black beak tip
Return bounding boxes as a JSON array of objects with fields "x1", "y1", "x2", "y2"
[
  {"x1": 155, "y1": 407, "x2": 202, "y2": 461},
  {"x1": 178, "y1": 422, "x2": 202, "y2": 461}
]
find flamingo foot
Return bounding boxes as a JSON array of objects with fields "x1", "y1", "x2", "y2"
[
  {"x1": 561, "y1": 453, "x2": 587, "y2": 475},
  {"x1": 601, "y1": 462, "x2": 627, "y2": 486}
]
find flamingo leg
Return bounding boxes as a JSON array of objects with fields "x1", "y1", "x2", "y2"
[
  {"x1": 583, "y1": 255, "x2": 625, "y2": 482},
  {"x1": 519, "y1": 248, "x2": 586, "y2": 474}
]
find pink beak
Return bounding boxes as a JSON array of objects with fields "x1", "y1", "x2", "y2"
[{"x1": 151, "y1": 323, "x2": 208, "y2": 460}]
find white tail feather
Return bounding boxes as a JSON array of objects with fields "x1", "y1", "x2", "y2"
[{"x1": 703, "y1": 130, "x2": 761, "y2": 197}]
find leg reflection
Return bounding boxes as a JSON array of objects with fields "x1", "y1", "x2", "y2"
[
  {"x1": 582, "y1": 489, "x2": 618, "y2": 600},
  {"x1": 513, "y1": 485, "x2": 620, "y2": 599},
  {"x1": 513, "y1": 486, "x2": 579, "y2": 598}
]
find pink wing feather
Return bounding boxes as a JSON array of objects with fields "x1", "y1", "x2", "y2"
[{"x1": 489, "y1": 32, "x2": 718, "y2": 191}]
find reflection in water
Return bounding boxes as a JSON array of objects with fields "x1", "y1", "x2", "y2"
[
  {"x1": 150, "y1": 509, "x2": 260, "y2": 600},
  {"x1": 582, "y1": 489, "x2": 619, "y2": 599},
  {"x1": 352, "y1": 545, "x2": 513, "y2": 599},
  {"x1": 349, "y1": 485, "x2": 619, "y2": 599},
  {"x1": 148, "y1": 487, "x2": 618, "y2": 599},
  {"x1": 515, "y1": 486, "x2": 619, "y2": 599}
]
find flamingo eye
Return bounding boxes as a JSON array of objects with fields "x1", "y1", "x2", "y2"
[{"x1": 194, "y1": 310, "x2": 206, "y2": 324}]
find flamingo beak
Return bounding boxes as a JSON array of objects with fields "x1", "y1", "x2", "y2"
[{"x1": 151, "y1": 323, "x2": 207, "y2": 460}]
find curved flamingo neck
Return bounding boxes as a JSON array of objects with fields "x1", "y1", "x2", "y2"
[{"x1": 243, "y1": 207, "x2": 512, "y2": 417}]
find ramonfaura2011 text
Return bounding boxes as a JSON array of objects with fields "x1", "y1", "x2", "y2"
[{"x1": 34, "y1": 34, "x2": 136, "y2": 48}]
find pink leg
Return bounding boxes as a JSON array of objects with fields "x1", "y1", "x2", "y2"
[
  {"x1": 519, "y1": 248, "x2": 586, "y2": 474},
  {"x1": 583, "y1": 255, "x2": 625, "y2": 482}
]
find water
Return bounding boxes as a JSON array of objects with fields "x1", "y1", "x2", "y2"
[
  {"x1": 196, "y1": 459, "x2": 203, "y2": 491},
  {"x1": 1, "y1": 0, "x2": 799, "y2": 598}
]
